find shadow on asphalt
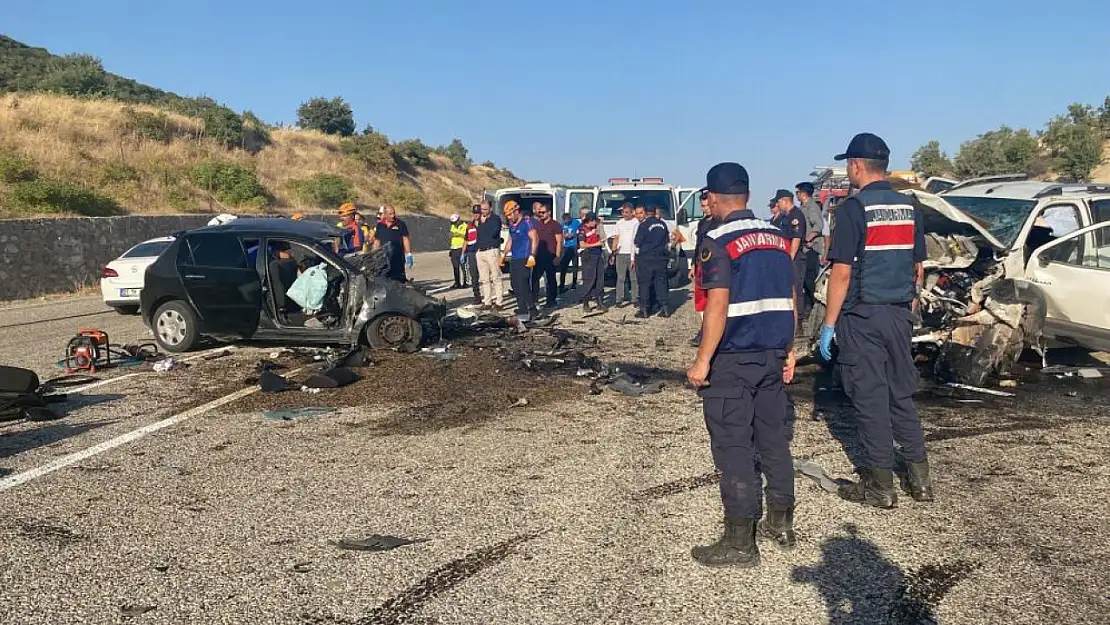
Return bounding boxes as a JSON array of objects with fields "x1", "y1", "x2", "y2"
[
  {"x1": 792, "y1": 523, "x2": 976, "y2": 625},
  {"x1": 0, "y1": 414, "x2": 118, "y2": 460}
]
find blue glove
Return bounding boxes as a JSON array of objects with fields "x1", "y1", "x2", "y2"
[
  {"x1": 818, "y1": 325, "x2": 836, "y2": 361},
  {"x1": 405, "y1": 253, "x2": 414, "y2": 269}
]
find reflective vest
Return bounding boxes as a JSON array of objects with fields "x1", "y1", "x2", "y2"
[
  {"x1": 464, "y1": 223, "x2": 478, "y2": 251},
  {"x1": 850, "y1": 183, "x2": 917, "y2": 306},
  {"x1": 450, "y1": 222, "x2": 468, "y2": 249},
  {"x1": 705, "y1": 214, "x2": 795, "y2": 352},
  {"x1": 337, "y1": 221, "x2": 370, "y2": 253}
]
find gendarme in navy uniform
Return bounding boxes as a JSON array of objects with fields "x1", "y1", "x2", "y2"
[
  {"x1": 686, "y1": 162, "x2": 798, "y2": 568},
  {"x1": 633, "y1": 206, "x2": 672, "y2": 318},
  {"x1": 770, "y1": 189, "x2": 808, "y2": 318},
  {"x1": 820, "y1": 132, "x2": 934, "y2": 509}
]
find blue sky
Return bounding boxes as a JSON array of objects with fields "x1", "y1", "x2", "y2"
[{"x1": 7, "y1": 0, "x2": 1110, "y2": 213}]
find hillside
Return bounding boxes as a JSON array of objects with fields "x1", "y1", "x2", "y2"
[{"x1": 0, "y1": 36, "x2": 521, "y2": 218}]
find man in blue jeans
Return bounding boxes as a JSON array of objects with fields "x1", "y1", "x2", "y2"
[
  {"x1": 501, "y1": 200, "x2": 539, "y2": 320},
  {"x1": 559, "y1": 211, "x2": 581, "y2": 292}
]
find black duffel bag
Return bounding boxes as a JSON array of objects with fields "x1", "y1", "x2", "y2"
[{"x1": 0, "y1": 365, "x2": 67, "y2": 423}]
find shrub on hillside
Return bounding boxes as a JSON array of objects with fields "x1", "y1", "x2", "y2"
[
  {"x1": 6, "y1": 178, "x2": 120, "y2": 216},
  {"x1": 189, "y1": 161, "x2": 268, "y2": 208},
  {"x1": 386, "y1": 184, "x2": 426, "y2": 213},
  {"x1": 97, "y1": 161, "x2": 140, "y2": 185},
  {"x1": 297, "y1": 96, "x2": 355, "y2": 137},
  {"x1": 121, "y1": 106, "x2": 173, "y2": 143},
  {"x1": 286, "y1": 174, "x2": 353, "y2": 208},
  {"x1": 0, "y1": 152, "x2": 39, "y2": 183},
  {"x1": 38, "y1": 54, "x2": 108, "y2": 97},
  {"x1": 241, "y1": 110, "x2": 271, "y2": 152},
  {"x1": 439, "y1": 138, "x2": 471, "y2": 171},
  {"x1": 392, "y1": 139, "x2": 433, "y2": 168},
  {"x1": 341, "y1": 132, "x2": 395, "y2": 174},
  {"x1": 167, "y1": 96, "x2": 246, "y2": 149}
]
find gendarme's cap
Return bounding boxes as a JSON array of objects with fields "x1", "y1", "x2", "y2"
[
  {"x1": 774, "y1": 189, "x2": 794, "y2": 201},
  {"x1": 700, "y1": 162, "x2": 750, "y2": 194},
  {"x1": 834, "y1": 132, "x2": 891, "y2": 161}
]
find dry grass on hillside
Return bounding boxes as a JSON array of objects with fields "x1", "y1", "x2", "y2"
[{"x1": 0, "y1": 93, "x2": 519, "y2": 218}]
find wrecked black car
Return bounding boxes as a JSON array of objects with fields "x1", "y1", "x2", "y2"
[{"x1": 139, "y1": 218, "x2": 446, "y2": 354}]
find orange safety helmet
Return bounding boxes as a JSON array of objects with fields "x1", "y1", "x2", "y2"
[
  {"x1": 503, "y1": 200, "x2": 519, "y2": 213},
  {"x1": 338, "y1": 202, "x2": 356, "y2": 217},
  {"x1": 290, "y1": 212, "x2": 305, "y2": 221}
]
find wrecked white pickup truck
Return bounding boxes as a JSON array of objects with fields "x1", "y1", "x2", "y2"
[{"x1": 804, "y1": 175, "x2": 1110, "y2": 384}]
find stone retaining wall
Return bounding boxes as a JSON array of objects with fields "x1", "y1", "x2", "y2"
[{"x1": 0, "y1": 213, "x2": 450, "y2": 301}]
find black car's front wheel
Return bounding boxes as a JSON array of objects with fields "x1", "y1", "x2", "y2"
[
  {"x1": 365, "y1": 314, "x2": 423, "y2": 353},
  {"x1": 153, "y1": 301, "x2": 200, "y2": 353}
]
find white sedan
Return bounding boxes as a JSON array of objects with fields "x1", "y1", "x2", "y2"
[{"x1": 100, "y1": 236, "x2": 175, "y2": 314}]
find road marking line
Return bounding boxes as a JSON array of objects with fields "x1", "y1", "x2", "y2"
[
  {"x1": 427, "y1": 285, "x2": 453, "y2": 294},
  {"x1": 0, "y1": 366, "x2": 305, "y2": 493},
  {"x1": 60, "y1": 346, "x2": 230, "y2": 394}
]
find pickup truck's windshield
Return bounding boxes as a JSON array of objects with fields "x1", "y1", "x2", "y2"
[
  {"x1": 942, "y1": 195, "x2": 1038, "y2": 248},
  {"x1": 595, "y1": 189, "x2": 674, "y2": 221}
]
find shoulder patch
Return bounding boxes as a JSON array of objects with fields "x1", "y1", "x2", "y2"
[
  {"x1": 700, "y1": 246, "x2": 712, "y2": 262},
  {"x1": 792, "y1": 218, "x2": 800, "y2": 226}
]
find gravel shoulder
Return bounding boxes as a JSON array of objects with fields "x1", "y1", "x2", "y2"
[{"x1": 1, "y1": 255, "x2": 1109, "y2": 625}]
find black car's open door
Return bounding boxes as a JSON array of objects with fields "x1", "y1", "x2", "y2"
[{"x1": 176, "y1": 232, "x2": 262, "y2": 338}]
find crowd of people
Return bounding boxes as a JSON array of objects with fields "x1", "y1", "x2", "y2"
[
  {"x1": 332, "y1": 202, "x2": 414, "y2": 282},
  {"x1": 445, "y1": 199, "x2": 680, "y2": 322}
]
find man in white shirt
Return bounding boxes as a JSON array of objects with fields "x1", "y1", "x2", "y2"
[{"x1": 609, "y1": 202, "x2": 640, "y2": 307}]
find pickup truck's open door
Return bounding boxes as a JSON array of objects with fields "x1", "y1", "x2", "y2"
[
  {"x1": 564, "y1": 188, "x2": 597, "y2": 221},
  {"x1": 1027, "y1": 221, "x2": 1110, "y2": 351},
  {"x1": 675, "y1": 187, "x2": 704, "y2": 254}
]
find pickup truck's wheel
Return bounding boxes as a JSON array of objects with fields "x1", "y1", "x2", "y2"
[
  {"x1": 366, "y1": 314, "x2": 423, "y2": 353},
  {"x1": 153, "y1": 301, "x2": 199, "y2": 353}
]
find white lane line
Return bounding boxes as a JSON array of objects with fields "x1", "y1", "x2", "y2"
[
  {"x1": 427, "y1": 285, "x2": 453, "y2": 295},
  {"x1": 0, "y1": 366, "x2": 305, "y2": 493}
]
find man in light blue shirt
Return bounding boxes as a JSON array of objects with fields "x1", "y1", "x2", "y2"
[{"x1": 559, "y1": 212, "x2": 582, "y2": 291}]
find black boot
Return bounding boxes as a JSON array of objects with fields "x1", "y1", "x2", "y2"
[
  {"x1": 582, "y1": 301, "x2": 592, "y2": 313},
  {"x1": 905, "y1": 460, "x2": 935, "y2": 502},
  {"x1": 757, "y1": 503, "x2": 796, "y2": 550},
  {"x1": 691, "y1": 517, "x2": 760, "y2": 568},
  {"x1": 838, "y1": 468, "x2": 897, "y2": 509}
]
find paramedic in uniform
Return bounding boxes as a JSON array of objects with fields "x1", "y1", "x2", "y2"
[
  {"x1": 686, "y1": 162, "x2": 798, "y2": 568},
  {"x1": 819, "y1": 132, "x2": 934, "y2": 508}
]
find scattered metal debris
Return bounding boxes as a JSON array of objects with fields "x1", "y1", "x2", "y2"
[
  {"x1": 331, "y1": 534, "x2": 429, "y2": 552},
  {"x1": 793, "y1": 457, "x2": 841, "y2": 494},
  {"x1": 263, "y1": 407, "x2": 334, "y2": 421},
  {"x1": 944, "y1": 382, "x2": 1015, "y2": 398},
  {"x1": 152, "y1": 357, "x2": 183, "y2": 373},
  {"x1": 510, "y1": 397, "x2": 529, "y2": 408},
  {"x1": 120, "y1": 604, "x2": 156, "y2": 619}
]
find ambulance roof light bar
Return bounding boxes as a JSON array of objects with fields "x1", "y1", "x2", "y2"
[{"x1": 607, "y1": 177, "x2": 664, "y2": 185}]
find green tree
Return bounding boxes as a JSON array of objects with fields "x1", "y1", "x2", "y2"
[
  {"x1": 341, "y1": 131, "x2": 395, "y2": 174},
  {"x1": 1098, "y1": 96, "x2": 1110, "y2": 132},
  {"x1": 1043, "y1": 114, "x2": 1105, "y2": 182},
  {"x1": 38, "y1": 53, "x2": 107, "y2": 96},
  {"x1": 442, "y1": 138, "x2": 471, "y2": 170},
  {"x1": 296, "y1": 96, "x2": 355, "y2": 136},
  {"x1": 392, "y1": 139, "x2": 433, "y2": 167},
  {"x1": 953, "y1": 126, "x2": 1041, "y2": 178},
  {"x1": 910, "y1": 140, "x2": 953, "y2": 178}
]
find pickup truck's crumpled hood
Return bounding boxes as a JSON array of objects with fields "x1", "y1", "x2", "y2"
[{"x1": 902, "y1": 190, "x2": 1008, "y2": 252}]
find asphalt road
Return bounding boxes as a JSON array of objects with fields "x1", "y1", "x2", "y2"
[{"x1": 1, "y1": 253, "x2": 1109, "y2": 625}]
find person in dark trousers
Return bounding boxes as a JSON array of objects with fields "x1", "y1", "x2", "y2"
[
  {"x1": 686, "y1": 162, "x2": 798, "y2": 568},
  {"x1": 559, "y1": 211, "x2": 581, "y2": 291},
  {"x1": 577, "y1": 212, "x2": 608, "y2": 313},
  {"x1": 819, "y1": 132, "x2": 933, "y2": 508},
  {"x1": 448, "y1": 212, "x2": 469, "y2": 289},
  {"x1": 690, "y1": 191, "x2": 718, "y2": 346},
  {"x1": 530, "y1": 202, "x2": 564, "y2": 309},
  {"x1": 501, "y1": 200, "x2": 539, "y2": 320},
  {"x1": 464, "y1": 205, "x2": 482, "y2": 302},
  {"x1": 633, "y1": 205, "x2": 672, "y2": 318},
  {"x1": 372, "y1": 205, "x2": 413, "y2": 282},
  {"x1": 770, "y1": 189, "x2": 807, "y2": 326},
  {"x1": 796, "y1": 181, "x2": 825, "y2": 317}
]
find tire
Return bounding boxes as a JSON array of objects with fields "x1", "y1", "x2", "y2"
[
  {"x1": 365, "y1": 314, "x2": 423, "y2": 353},
  {"x1": 113, "y1": 305, "x2": 140, "y2": 316},
  {"x1": 152, "y1": 301, "x2": 200, "y2": 353}
]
